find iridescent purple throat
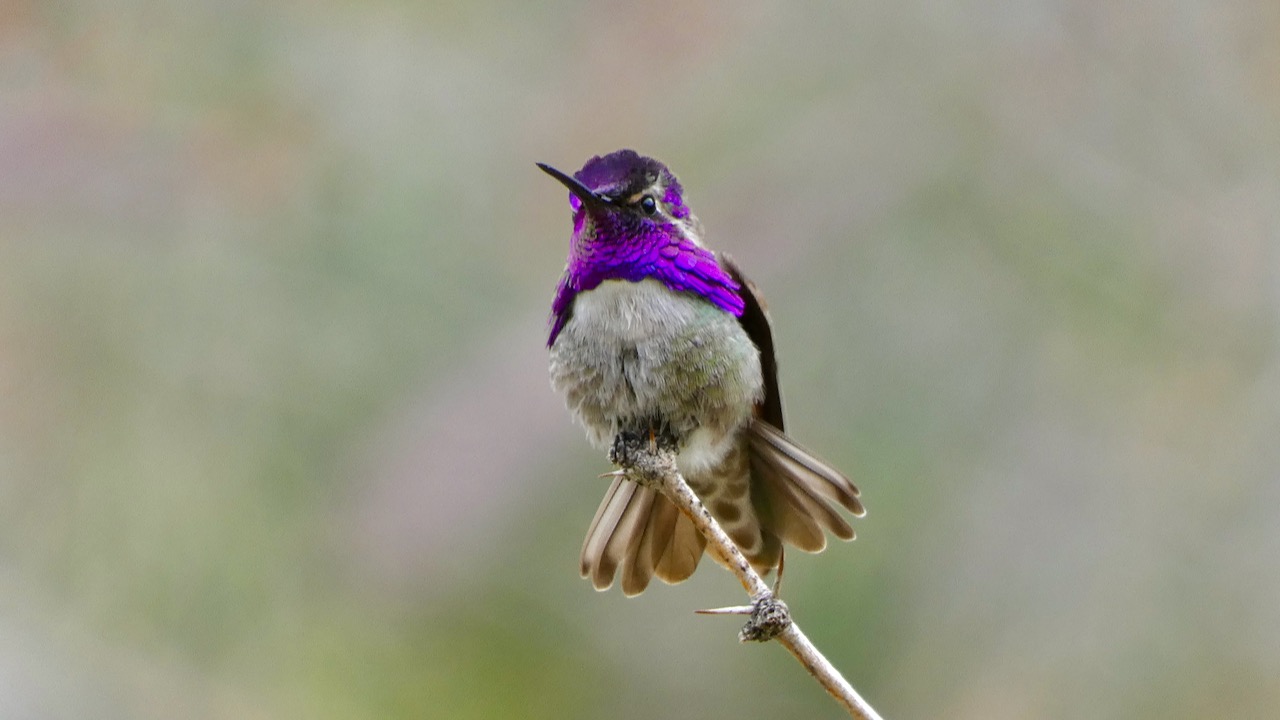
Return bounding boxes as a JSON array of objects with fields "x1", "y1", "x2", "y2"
[{"x1": 547, "y1": 213, "x2": 744, "y2": 347}]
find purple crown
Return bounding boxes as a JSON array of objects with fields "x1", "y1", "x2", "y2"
[{"x1": 547, "y1": 150, "x2": 743, "y2": 346}]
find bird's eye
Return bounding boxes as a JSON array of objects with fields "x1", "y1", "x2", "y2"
[{"x1": 639, "y1": 195, "x2": 657, "y2": 215}]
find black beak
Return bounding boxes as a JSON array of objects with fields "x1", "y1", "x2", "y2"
[{"x1": 537, "y1": 162, "x2": 610, "y2": 210}]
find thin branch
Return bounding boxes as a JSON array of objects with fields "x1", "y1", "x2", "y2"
[{"x1": 619, "y1": 445, "x2": 884, "y2": 720}]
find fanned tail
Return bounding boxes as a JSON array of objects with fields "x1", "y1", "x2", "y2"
[
  {"x1": 580, "y1": 479, "x2": 705, "y2": 597},
  {"x1": 748, "y1": 420, "x2": 864, "y2": 554},
  {"x1": 580, "y1": 422, "x2": 860, "y2": 595}
]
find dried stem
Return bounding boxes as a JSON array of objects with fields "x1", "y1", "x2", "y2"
[{"x1": 619, "y1": 445, "x2": 884, "y2": 720}]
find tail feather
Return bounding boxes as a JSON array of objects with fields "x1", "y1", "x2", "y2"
[
  {"x1": 749, "y1": 435, "x2": 856, "y2": 543},
  {"x1": 601, "y1": 486, "x2": 656, "y2": 591},
  {"x1": 579, "y1": 478, "x2": 634, "y2": 587},
  {"x1": 750, "y1": 451, "x2": 833, "y2": 551},
  {"x1": 621, "y1": 493, "x2": 679, "y2": 596},
  {"x1": 643, "y1": 495, "x2": 679, "y2": 569},
  {"x1": 580, "y1": 422, "x2": 859, "y2": 595},
  {"x1": 749, "y1": 421, "x2": 864, "y2": 517},
  {"x1": 582, "y1": 481, "x2": 706, "y2": 595},
  {"x1": 654, "y1": 508, "x2": 705, "y2": 583}
]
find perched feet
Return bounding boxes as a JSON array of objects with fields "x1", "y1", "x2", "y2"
[
  {"x1": 608, "y1": 423, "x2": 680, "y2": 490},
  {"x1": 609, "y1": 422, "x2": 678, "y2": 468},
  {"x1": 608, "y1": 428, "x2": 646, "y2": 469}
]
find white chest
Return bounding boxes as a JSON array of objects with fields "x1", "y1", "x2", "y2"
[{"x1": 567, "y1": 277, "x2": 704, "y2": 344}]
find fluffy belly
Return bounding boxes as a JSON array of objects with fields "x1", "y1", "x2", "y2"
[{"x1": 549, "y1": 278, "x2": 764, "y2": 474}]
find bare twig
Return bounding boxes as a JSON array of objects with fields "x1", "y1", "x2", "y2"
[{"x1": 619, "y1": 446, "x2": 884, "y2": 720}]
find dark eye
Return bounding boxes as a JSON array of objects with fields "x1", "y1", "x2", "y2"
[{"x1": 639, "y1": 195, "x2": 657, "y2": 215}]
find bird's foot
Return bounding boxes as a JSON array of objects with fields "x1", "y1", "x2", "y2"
[
  {"x1": 649, "y1": 421, "x2": 679, "y2": 454},
  {"x1": 608, "y1": 423, "x2": 679, "y2": 490},
  {"x1": 608, "y1": 429, "x2": 646, "y2": 469},
  {"x1": 609, "y1": 421, "x2": 678, "y2": 468}
]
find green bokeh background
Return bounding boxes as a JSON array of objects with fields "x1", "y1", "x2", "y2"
[{"x1": 3, "y1": 1, "x2": 1278, "y2": 717}]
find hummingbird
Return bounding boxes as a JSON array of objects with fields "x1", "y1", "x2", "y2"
[{"x1": 539, "y1": 150, "x2": 864, "y2": 596}]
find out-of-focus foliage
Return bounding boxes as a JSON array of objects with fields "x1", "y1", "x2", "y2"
[{"x1": 1, "y1": 0, "x2": 1277, "y2": 717}]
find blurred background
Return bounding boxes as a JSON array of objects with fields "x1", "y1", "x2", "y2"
[{"x1": 2, "y1": 0, "x2": 1278, "y2": 718}]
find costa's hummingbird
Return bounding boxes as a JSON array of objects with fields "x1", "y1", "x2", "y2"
[{"x1": 539, "y1": 150, "x2": 863, "y2": 596}]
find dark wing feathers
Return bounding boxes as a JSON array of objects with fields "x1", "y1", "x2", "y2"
[{"x1": 719, "y1": 253, "x2": 785, "y2": 429}]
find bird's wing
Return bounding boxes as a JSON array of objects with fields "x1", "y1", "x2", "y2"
[
  {"x1": 719, "y1": 253, "x2": 865, "y2": 557},
  {"x1": 718, "y1": 252, "x2": 785, "y2": 429}
]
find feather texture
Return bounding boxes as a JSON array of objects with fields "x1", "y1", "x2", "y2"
[{"x1": 551, "y1": 152, "x2": 863, "y2": 595}]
